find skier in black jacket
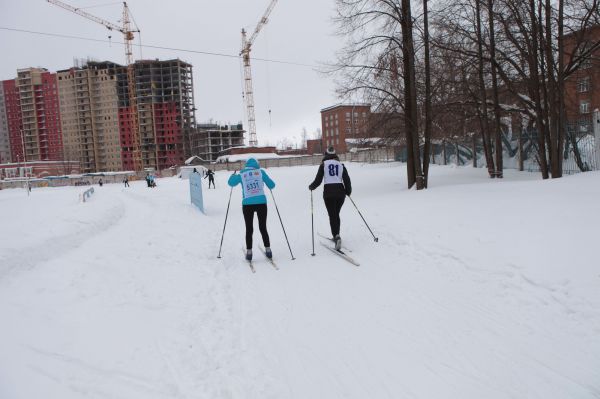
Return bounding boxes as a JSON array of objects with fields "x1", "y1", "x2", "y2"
[
  {"x1": 308, "y1": 146, "x2": 352, "y2": 250},
  {"x1": 204, "y1": 169, "x2": 215, "y2": 189}
]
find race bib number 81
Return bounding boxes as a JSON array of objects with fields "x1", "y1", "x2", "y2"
[{"x1": 323, "y1": 160, "x2": 343, "y2": 185}]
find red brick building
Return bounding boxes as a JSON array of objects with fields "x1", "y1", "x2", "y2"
[
  {"x1": 2, "y1": 68, "x2": 63, "y2": 164},
  {"x1": 564, "y1": 25, "x2": 600, "y2": 128},
  {"x1": 320, "y1": 104, "x2": 371, "y2": 153},
  {"x1": 0, "y1": 160, "x2": 79, "y2": 180},
  {"x1": 306, "y1": 139, "x2": 323, "y2": 155}
]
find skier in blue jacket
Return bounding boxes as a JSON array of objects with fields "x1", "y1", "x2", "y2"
[{"x1": 228, "y1": 158, "x2": 276, "y2": 261}]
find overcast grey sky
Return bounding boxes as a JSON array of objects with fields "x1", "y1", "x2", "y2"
[{"x1": 0, "y1": 0, "x2": 345, "y2": 147}]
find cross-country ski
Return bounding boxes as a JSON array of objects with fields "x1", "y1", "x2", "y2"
[
  {"x1": 317, "y1": 232, "x2": 353, "y2": 252},
  {"x1": 242, "y1": 248, "x2": 256, "y2": 273},
  {"x1": 259, "y1": 245, "x2": 279, "y2": 270},
  {"x1": 319, "y1": 240, "x2": 360, "y2": 267}
]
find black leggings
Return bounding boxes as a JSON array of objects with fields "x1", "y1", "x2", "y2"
[
  {"x1": 242, "y1": 204, "x2": 270, "y2": 249},
  {"x1": 208, "y1": 177, "x2": 215, "y2": 188},
  {"x1": 324, "y1": 196, "x2": 345, "y2": 237}
]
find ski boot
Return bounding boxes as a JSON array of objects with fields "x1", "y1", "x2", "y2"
[
  {"x1": 334, "y1": 235, "x2": 342, "y2": 251},
  {"x1": 265, "y1": 247, "x2": 273, "y2": 259},
  {"x1": 246, "y1": 249, "x2": 253, "y2": 261}
]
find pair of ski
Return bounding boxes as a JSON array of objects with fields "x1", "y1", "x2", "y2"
[
  {"x1": 242, "y1": 245, "x2": 278, "y2": 273},
  {"x1": 317, "y1": 232, "x2": 360, "y2": 267}
]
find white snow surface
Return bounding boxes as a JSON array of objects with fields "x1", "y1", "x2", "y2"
[{"x1": 1, "y1": 163, "x2": 599, "y2": 399}]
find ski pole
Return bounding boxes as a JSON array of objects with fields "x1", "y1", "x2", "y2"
[
  {"x1": 310, "y1": 190, "x2": 315, "y2": 256},
  {"x1": 217, "y1": 185, "x2": 234, "y2": 258},
  {"x1": 269, "y1": 189, "x2": 296, "y2": 260},
  {"x1": 348, "y1": 195, "x2": 379, "y2": 242}
]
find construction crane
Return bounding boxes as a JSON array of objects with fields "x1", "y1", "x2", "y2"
[
  {"x1": 240, "y1": 0, "x2": 278, "y2": 147},
  {"x1": 47, "y1": 0, "x2": 143, "y2": 172}
]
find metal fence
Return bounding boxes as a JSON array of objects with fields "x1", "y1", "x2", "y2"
[
  {"x1": 421, "y1": 113, "x2": 600, "y2": 175},
  {"x1": 207, "y1": 147, "x2": 397, "y2": 172}
]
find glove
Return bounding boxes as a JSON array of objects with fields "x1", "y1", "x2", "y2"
[{"x1": 308, "y1": 184, "x2": 315, "y2": 191}]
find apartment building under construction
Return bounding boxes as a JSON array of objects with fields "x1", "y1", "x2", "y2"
[
  {"x1": 118, "y1": 59, "x2": 196, "y2": 171},
  {"x1": 190, "y1": 123, "x2": 245, "y2": 161},
  {"x1": 2, "y1": 68, "x2": 63, "y2": 164},
  {"x1": 55, "y1": 59, "x2": 196, "y2": 172}
]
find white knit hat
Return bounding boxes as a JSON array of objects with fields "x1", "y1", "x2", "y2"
[{"x1": 326, "y1": 146, "x2": 336, "y2": 155}]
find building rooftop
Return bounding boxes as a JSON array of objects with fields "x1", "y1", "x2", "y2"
[{"x1": 320, "y1": 103, "x2": 371, "y2": 113}]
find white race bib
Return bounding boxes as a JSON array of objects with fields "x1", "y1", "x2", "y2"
[
  {"x1": 241, "y1": 169, "x2": 265, "y2": 198},
  {"x1": 323, "y1": 160, "x2": 343, "y2": 185}
]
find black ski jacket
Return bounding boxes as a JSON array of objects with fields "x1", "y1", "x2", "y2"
[{"x1": 308, "y1": 154, "x2": 352, "y2": 198}]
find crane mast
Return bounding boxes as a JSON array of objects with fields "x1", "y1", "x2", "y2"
[
  {"x1": 47, "y1": 0, "x2": 142, "y2": 172},
  {"x1": 240, "y1": 0, "x2": 278, "y2": 147}
]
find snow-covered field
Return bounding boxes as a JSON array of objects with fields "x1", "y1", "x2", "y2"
[{"x1": 1, "y1": 163, "x2": 599, "y2": 399}]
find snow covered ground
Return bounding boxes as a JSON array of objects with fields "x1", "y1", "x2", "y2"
[{"x1": 0, "y1": 163, "x2": 599, "y2": 399}]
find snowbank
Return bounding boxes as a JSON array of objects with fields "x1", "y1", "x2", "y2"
[{"x1": 1, "y1": 164, "x2": 599, "y2": 399}]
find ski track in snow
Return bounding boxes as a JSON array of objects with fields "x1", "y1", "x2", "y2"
[{"x1": 1, "y1": 165, "x2": 599, "y2": 399}]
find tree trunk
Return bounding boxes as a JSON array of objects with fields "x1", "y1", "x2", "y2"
[
  {"x1": 518, "y1": 126, "x2": 524, "y2": 171},
  {"x1": 487, "y1": 0, "x2": 503, "y2": 178},
  {"x1": 528, "y1": 0, "x2": 549, "y2": 178},
  {"x1": 475, "y1": 0, "x2": 495, "y2": 177},
  {"x1": 401, "y1": 0, "x2": 424, "y2": 189},
  {"x1": 472, "y1": 135, "x2": 477, "y2": 167},
  {"x1": 422, "y1": 0, "x2": 432, "y2": 188},
  {"x1": 544, "y1": 0, "x2": 560, "y2": 178},
  {"x1": 557, "y1": 0, "x2": 566, "y2": 176}
]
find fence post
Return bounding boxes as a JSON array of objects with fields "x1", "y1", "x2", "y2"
[{"x1": 593, "y1": 109, "x2": 600, "y2": 170}]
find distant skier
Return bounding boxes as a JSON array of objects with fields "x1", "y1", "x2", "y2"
[
  {"x1": 123, "y1": 177, "x2": 129, "y2": 187},
  {"x1": 145, "y1": 174, "x2": 151, "y2": 187},
  {"x1": 308, "y1": 146, "x2": 352, "y2": 250},
  {"x1": 205, "y1": 169, "x2": 215, "y2": 189},
  {"x1": 98, "y1": 178, "x2": 103, "y2": 187},
  {"x1": 228, "y1": 158, "x2": 275, "y2": 261}
]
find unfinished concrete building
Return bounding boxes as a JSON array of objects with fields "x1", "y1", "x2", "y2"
[
  {"x1": 190, "y1": 123, "x2": 245, "y2": 161},
  {"x1": 0, "y1": 85, "x2": 11, "y2": 163},
  {"x1": 2, "y1": 68, "x2": 63, "y2": 164},
  {"x1": 118, "y1": 59, "x2": 196, "y2": 171},
  {"x1": 57, "y1": 62, "x2": 123, "y2": 172}
]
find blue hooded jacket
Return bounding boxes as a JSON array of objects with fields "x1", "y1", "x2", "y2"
[{"x1": 228, "y1": 158, "x2": 275, "y2": 205}]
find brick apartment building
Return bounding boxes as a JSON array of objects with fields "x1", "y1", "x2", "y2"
[
  {"x1": 57, "y1": 62, "x2": 123, "y2": 172},
  {"x1": 2, "y1": 68, "x2": 63, "y2": 164},
  {"x1": 1, "y1": 60, "x2": 197, "y2": 174},
  {"x1": 320, "y1": 104, "x2": 371, "y2": 153},
  {"x1": 564, "y1": 25, "x2": 600, "y2": 133},
  {"x1": 0, "y1": 84, "x2": 10, "y2": 163}
]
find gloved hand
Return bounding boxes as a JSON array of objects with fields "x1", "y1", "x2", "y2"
[{"x1": 308, "y1": 184, "x2": 315, "y2": 191}]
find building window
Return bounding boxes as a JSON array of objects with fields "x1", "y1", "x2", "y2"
[
  {"x1": 580, "y1": 100, "x2": 590, "y2": 114},
  {"x1": 578, "y1": 77, "x2": 590, "y2": 93},
  {"x1": 346, "y1": 112, "x2": 350, "y2": 118}
]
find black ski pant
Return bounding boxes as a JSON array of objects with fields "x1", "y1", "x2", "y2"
[
  {"x1": 242, "y1": 204, "x2": 270, "y2": 249},
  {"x1": 324, "y1": 196, "x2": 345, "y2": 237},
  {"x1": 208, "y1": 177, "x2": 215, "y2": 188}
]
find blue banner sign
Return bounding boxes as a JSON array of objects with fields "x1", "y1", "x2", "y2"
[{"x1": 189, "y1": 172, "x2": 205, "y2": 213}]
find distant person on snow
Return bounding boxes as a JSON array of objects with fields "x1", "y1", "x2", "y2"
[
  {"x1": 98, "y1": 178, "x2": 103, "y2": 187},
  {"x1": 228, "y1": 158, "x2": 276, "y2": 261},
  {"x1": 145, "y1": 174, "x2": 151, "y2": 188},
  {"x1": 308, "y1": 145, "x2": 352, "y2": 250},
  {"x1": 205, "y1": 169, "x2": 216, "y2": 189},
  {"x1": 123, "y1": 177, "x2": 129, "y2": 187}
]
